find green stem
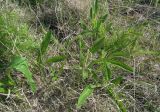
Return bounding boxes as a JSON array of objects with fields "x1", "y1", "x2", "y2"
[{"x1": 106, "y1": 86, "x2": 127, "y2": 112}]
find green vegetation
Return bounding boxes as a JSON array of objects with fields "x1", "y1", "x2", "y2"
[{"x1": 0, "y1": 0, "x2": 159, "y2": 111}]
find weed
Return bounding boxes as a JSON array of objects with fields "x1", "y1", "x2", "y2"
[
  {"x1": 0, "y1": 6, "x2": 38, "y2": 93},
  {"x1": 0, "y1": 0, "x2": 159, "y2": 111},
  {"x1": 76, "y1": 0, "x2": 141, "y2": 111}
]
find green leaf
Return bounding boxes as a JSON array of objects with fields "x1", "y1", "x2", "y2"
[
  {"x1": 80, "y1": 30, "x2": 92, "y2": 35},
  {"x1": 111, "y1": 76, "x2": 123, "y2": 85},
  {"x1": 0, "y1": 75, "x2": 15, "y2": 93},
  {"x1": 37, "y1": 31, "x2": 52, "y2": 63},
  {"x1": 90, "y1": 7, "x2": 93, "y2": 19},
  {"x1": 46, "y1": 55, "x2": 66, "y2": 64},
  {"x1": 10, "y1": 56, "x2": 26, "y2": 67},
  {"x1": 79, "y1": 20, "x2": 88, "y2": 31},
  {"x1": 0, "y1": 82, "x2": 4, "y2": 86},
  {"x1": 110, "y1": 51, "x2": 130, "y2": 58},
  {"x1": 94, "y1": 0, "x2": 98, "y2": 17},
  {"x1": 106, "y1": 60, "x2": 133, "y2": 72},
  {"x1": 40, "y1": 31, "x2": 52, "y2": 55},
  {"x1": 138, "y1": 50, "x2": 160, "y2": 56},
  {"x1": 0, "y1": 87, "x2": 5, "y2": 93},
  {"x1": 90, "y1": 37, "x2": 105, "y2": 53},
  {"x1": 104, "y1": 64, "x2": 112, "y2": 80},
  {"x1": 95, "y1": 14, "x2": 108, "y2": 31},
  {"x1": 99, "y1": 14, "x2": 108, "y2": 23},
  {"x1": 10, "y1": 56, "x2": 36, "y2": 92},
  {"x1": 79, "y1": 37, "x2": 85, "y2": 66},
  {"x1": 77, "y1": 85, "x2": 94, "y2": 108}
]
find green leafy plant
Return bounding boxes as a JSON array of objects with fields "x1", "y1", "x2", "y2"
[
  {"x1": 0, "y1": 9, "x2": 38, "y2": 94},
  {"x1": 37, "y1": 31, "x2": 66, "y2": 78},
  {"x1": 0, "y1": 10, "x2": 36, "y2": 59},
  {"x1": 76, "y1": 0, "x2": 140, "y2": 111},
  {"x1": 37, "y1": 31, "x2": 52, "y2": 64},
  {"x1": 0, "y1": 56, "x2": 36, "y2": 94},
  {"x1": 0, "y1": 74, "x2": 15, "y2": 94},
  {"x1": 37, "y1": 31, "x2": 66, "y2": 65},
  {"x1": 10, "y1": 56, "x2": 36, "y2": 92}
]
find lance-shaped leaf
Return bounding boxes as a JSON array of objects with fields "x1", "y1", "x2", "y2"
[
  {"x1": 10, "y1": 56, "x2": 36, "y2": 92},
  {"x1": 77, "y1": 85, "x2": 94, "y2": 108},
  {"x1": 40, "y1": 31, "x2": 52, "y2": 55},
  {"x1": 37, "y1": 31, "x2": 52, "y2": 63},
  {"x1": 104, "y1": 64, "x2": 112, "y2": 80},
  {"x1": 46, "y1": 55, "x2": 66, "y2": 64},
  {"x1": 106, "y1": 60, "x2": 133, "y2": 72},
  {"x1": 93, "y1": 0, "x2": 98, "y2": 17},
  {"x1": 90, "y1": 7, "x2": 93, "y2": 19},
  {"x1": 95, "y1": 14, "x2": 108, "y2": 31}
]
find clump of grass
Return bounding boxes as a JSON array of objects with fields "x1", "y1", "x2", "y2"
[
  {"x1": 0, "y1": 7, "x2": 37, "y2": 60},
  {"x1": 0, "y1": 4, "x2": 39, "y2": 94}
]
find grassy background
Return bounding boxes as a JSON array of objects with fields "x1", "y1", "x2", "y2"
[{"x1": 0, "y1": 0, "x2": 160, "y2": 111}]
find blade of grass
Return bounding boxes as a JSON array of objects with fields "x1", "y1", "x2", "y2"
[
  {"x1": 46, "y1": 55, "x2": 66, "y2": 64},
  {"x1": 106, "y1": 60, "x2": 133, "y2": 72}
]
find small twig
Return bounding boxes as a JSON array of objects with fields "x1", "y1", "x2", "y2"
[
  {"x1": 21, "y1": 89, "x2": 32, "y2": 107},
  {"x1": 0, "y1": 90, "x2": 16, "y2": 98}
]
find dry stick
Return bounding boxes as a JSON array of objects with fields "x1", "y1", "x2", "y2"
[
  {"x1": 22, "y1": 89, "x2": 32, "y2": 108},
  {"x1": 0, "y1": 90, "x2": 17, "y2": 99},
  {"x1": 133, "y1": 59, "x2": 136, "y2": 112}
]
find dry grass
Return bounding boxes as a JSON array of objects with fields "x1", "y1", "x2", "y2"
[
  {"x1": 0, "y1": 0, "x2": 160, "y2": 112},
  {"x1": 65, "y1": 0, "x2": 91, "y2": 11}
]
